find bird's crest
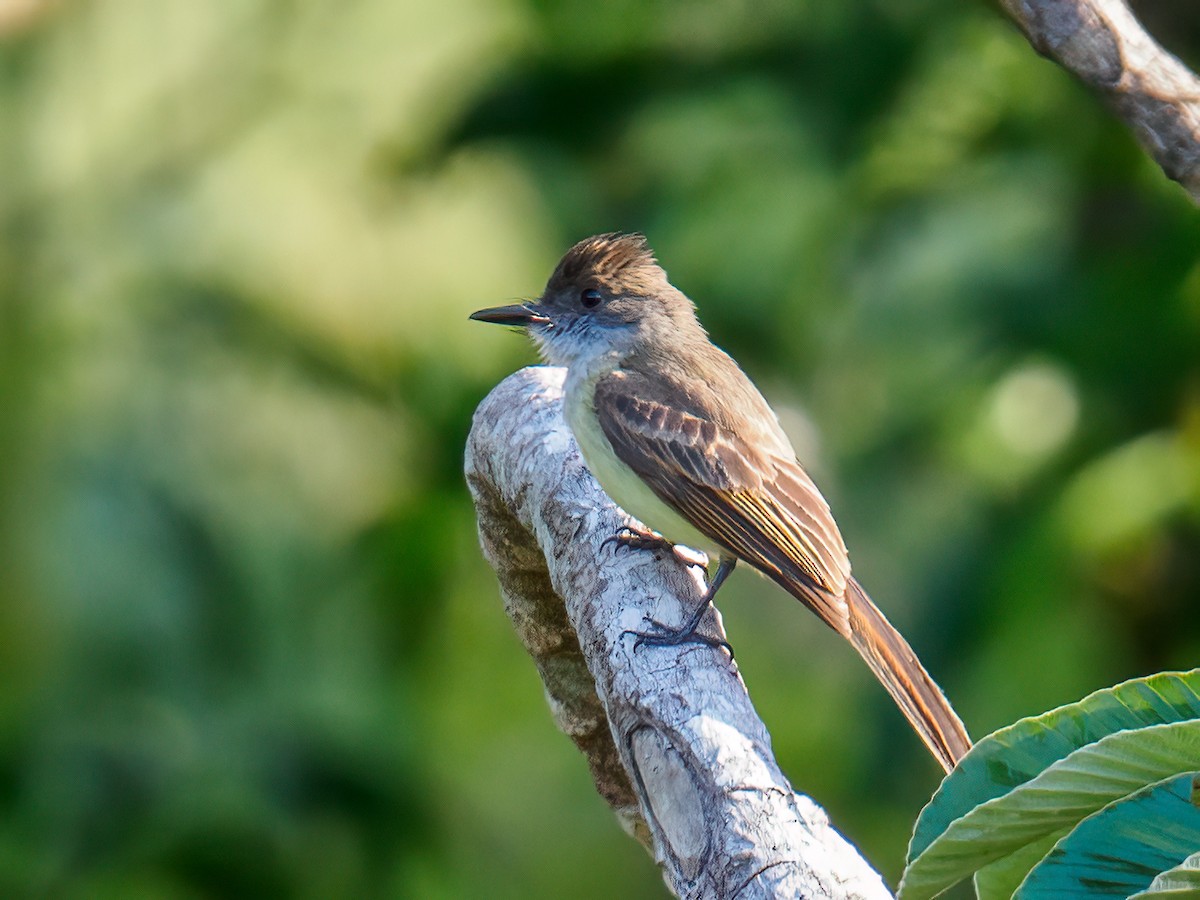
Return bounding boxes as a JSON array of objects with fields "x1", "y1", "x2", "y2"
[{"x1": 549, "y1": 233, "x2": 663, "y2": 293}]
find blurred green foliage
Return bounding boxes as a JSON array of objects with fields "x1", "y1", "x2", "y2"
[{"x1": 0, "y1": 0, "x2": 1197, "y2": 897}]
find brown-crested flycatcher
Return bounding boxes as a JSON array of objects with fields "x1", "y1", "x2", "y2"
[{"x1": 471, "y1": 233, "x2": 971, "y2": 772}]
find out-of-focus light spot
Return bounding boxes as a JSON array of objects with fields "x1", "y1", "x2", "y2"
[
  {"x1": 953, "y1": 358, "x2": 1079, "y2": 492},
  {"x1": 1058, "y1": 432, "x2": 1197, "y2": 553},
  {"x1": 0, "y1": 0, "x2": 57, "y2": 36},
  {"x1": 987, "y1": 361, "x2": 1079, "y2": 459}
]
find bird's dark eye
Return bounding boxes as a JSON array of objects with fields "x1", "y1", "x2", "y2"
[{"x1": 580, "y1": 288, "x2": 602, "y2": 308}]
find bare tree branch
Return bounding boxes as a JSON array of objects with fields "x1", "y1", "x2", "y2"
[
  {"x1": 464, "y1": 366, "x2": 892, "y2": 900},
  {"x1": 999, "y1": 0, "x2": 1200, "y2": 201}
]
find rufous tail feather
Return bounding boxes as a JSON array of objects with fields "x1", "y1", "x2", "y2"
[{"x1": 840, "y1": 578, "x2": 970, "y2": 772}]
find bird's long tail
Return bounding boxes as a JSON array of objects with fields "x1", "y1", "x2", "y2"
[{"x1": 843, "y1": 578, "x2": 971, "y2": 773}]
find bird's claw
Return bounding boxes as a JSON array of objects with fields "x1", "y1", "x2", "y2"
[
  {"x1": 601, "y1": 527, "x2": 708, "y2": 570},
  {"x1": 601, "y1": 526, "x2": 670, "y2": 555},
  {"x1": 623, "y1": 618, "x2": 734, "y2": 660}
]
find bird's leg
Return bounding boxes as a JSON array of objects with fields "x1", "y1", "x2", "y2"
[
  {"x1": 627, "y1": 556, "x2": 737, "y2": 657},
  {"x1": 601, "y1": 525, "x2": 708, "y2": 569}
]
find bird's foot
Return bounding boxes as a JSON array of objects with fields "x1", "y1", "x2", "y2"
[
  {"x1": 601, "y1": 525, "x2": 669, "y2": 554},
  {"x1": 627, "y1": 619, "x2": 734, "y2": 659},
  {"x1": 601, "y1": 526, "x2": 708, "y2": 569},
  {"x1": 624, "y1": 598, "x2": 734, "y2": 660}
]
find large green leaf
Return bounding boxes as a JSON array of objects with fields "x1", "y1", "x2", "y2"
[
  {"x1": 1129, "y1": 851, "x2": 1200, "y2": 898},
  {"x1": 898, "y1": 720, "x2": 1200, "y2": 899},
  {"x1": 973, "y1": 831, "x2": 1064, "y2": 900},
  {"x1": 1014, "y1": 772, "x2": 1200, "y2": 898},
  {"x1": 910, "y1": 670, "x2": 1200, "y2": 864}
]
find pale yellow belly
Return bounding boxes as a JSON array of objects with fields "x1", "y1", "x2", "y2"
[{"x1": 564, "y1": 378, "x2": 717, "y2": 556}]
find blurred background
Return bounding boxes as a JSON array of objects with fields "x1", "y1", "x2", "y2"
[{"x1": 1, "y1": 0, "x2": 1198, "y2": 896}]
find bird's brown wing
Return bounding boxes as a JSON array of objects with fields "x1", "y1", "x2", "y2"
[
  {"x1": 593, "y1": 367, "x2": 973, "y2": 772},
  {"x1": 593, "y1": 368, "x2": 853, "y2": 636}
]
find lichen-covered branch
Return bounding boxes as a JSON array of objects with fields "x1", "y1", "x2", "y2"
[
  {"x1": 999, "y1": 0, "x2": 1200, "y2": 201},
  {"x1": 464, "y1": 366, "x2": 891, "y2": 900}
]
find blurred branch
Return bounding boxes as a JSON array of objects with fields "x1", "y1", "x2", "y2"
[
  {"x1": 464, "y1": 367, "x2": 891, "y2": 900},
  {"x1": 999, "y1": 0, "x2": 1200, "y2": 202}
]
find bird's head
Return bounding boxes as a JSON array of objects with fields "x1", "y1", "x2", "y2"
[{"x1": 470, "y1": 233, "x2": 702, "y2": 368}]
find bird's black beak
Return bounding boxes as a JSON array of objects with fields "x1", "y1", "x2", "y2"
[{"x1": 469, "y1": 303, "x2": 551, "y2": 326}]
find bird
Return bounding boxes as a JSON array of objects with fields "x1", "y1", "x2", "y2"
[{"x1": 470, "y1": 232, "x2": 971, "y2": 772}]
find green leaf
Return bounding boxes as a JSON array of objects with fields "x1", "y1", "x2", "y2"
[
  {"x1": 1129, "y1": 851, "x2": 1200, "y2": 899},
  {"x1": 898, "y1": 720, "x2": 1200, "y2": 900},
  {"x1": 973, "y1": 831, "x2": 1065, "y2": 900},
  {"x1": 1014, "y1": 772, "x2": 1200, "y2": 898},
  {"x1": 909, "y1": 669, "x2": 1200, "y2": 863}
]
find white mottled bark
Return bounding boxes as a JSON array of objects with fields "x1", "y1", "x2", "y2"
[
  {"x1": 464, "y1": 366, "x2": 891, "y2": 900},
  {"x1": 1000, "y1": 0, "x2": 1200, "y2": 202}
]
